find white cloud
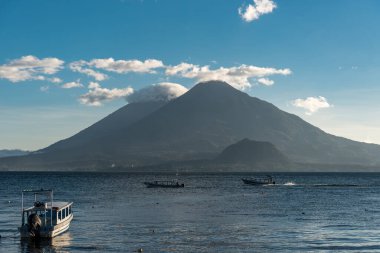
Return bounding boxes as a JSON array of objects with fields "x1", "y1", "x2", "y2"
[
  {"x1": 88, "y1": 81, "x2": 101, "y2": 89},
  {"x1": 62, "y1": 80, "x2": 83, "y2": 89},
  {"x1": 79, "y1": 82, "x2": 134, "y2": 106},
  {"x1": 165, "y1": 63, "x2": 291, "y2": 90},
  {"x1": 239, "y1": 0, "x2": 277, "y2": 22},
  {"x1": 165, "y1": 62, "x2": 195, "y2": 76},
  {"x1": 89, "y1": 58, "x2": 164, "y2": 73},
  {"x1": 69, "y1": 58, "x2": 164, "y2": 80},
  {"x1": 0, "y1": 55, "x2": 64, "y2": 82},
  {"x1": 48, "y1": 77, "x2": 62, "y2": 83},
  {"x1": 69, "y1": 60, "x2": 108, "y2": 81},
  {"x1": 292, "y1": 96, "x2": 332, "y2": 115},
  {"x1": 257, "y1": 77, "x2": 274, "y2": 86},
  {"x1": 69, "y1": 58, "x2": 289, "y2": 90},
  {"x1": 127, "y1": 82, "x2": 188, "y2": 103}
]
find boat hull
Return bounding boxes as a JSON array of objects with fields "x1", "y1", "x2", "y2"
[
  {"x1": 242, "y1": 178, "x2": 273, "y2": 185},
  {"x1": 144, "y1": 182, "x2": 184, "y2": 188},
  {"x1": 19, "y1": 214, "x2": 73, "y2": 238}
]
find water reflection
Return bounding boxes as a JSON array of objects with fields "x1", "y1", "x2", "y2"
[{"x1": 19, "y1": 232, "x2": 72, "y2": 253}]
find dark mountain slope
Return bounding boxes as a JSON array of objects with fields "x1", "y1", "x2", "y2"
[
  {"x1": 90, "y1": 81, "x2": 380, "y2": 166},
  {"x1": 41, "y1": 101, "x2": 165, "y2": 152}
]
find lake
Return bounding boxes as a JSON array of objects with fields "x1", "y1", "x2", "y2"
[{"x1": 1, "y1": 172, "x2": 380, "y2": 252}]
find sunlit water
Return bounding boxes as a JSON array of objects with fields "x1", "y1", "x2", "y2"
[{"x1": 1, "y1": 172, "x2": 380, "y2": 252}]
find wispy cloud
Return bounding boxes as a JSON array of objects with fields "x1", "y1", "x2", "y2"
[
  {"x1": 88, "y1": 58, "x2": 164, "y2": 74},
  {"x1": 1, "y1": 55, "x2": 292, "y2": 106},
  {"x1": 257, "y1": 77, "x2": 274, "y2": 86},
  {"x1": 69, "y1": 58, "x2": 164, "y2": 81},
  {"x1": 62, "y1": 79, "x2": 84, "y2": 89},
  {"x1": 239, "y1": 0, "x2": 277, "y2": 22},
  {"x1": 69, "y1": 60, "x2": 108, "y2": 81},
  {"x1": 66, "y1": 58, "x2": 290, "y2": 91},
  {"x1": 79, "y1": 82, "x2": 134, "y2": 106},
  {"x1": 127, "y1": 82, "x2": 188, "y2": 103},
  {"x1": 40, "y1": 86, "x2": 49, "y2": 92},
  {"x1": 48, "y1": 77, "x2": 63, "y2": 83},
  {"x1": 165, "y1": 63, "x2": 290, "y2": 90},
  {"x1": 0, "y1": 55, "x2": 64, "y2": 82},
  {"x1": 292, "y1": 96, "x2": 332, "y2": 115}
]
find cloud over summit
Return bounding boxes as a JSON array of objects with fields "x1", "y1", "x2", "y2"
[
  {"x1": 68, "y1": 58, "x2": 290, "y2": 91},
  {"x1": 0, "y1": 55, "x2": 292, "y2": 107},
  {"x1": 79, "y1": 82, "x2": 134, "y2": 106},
  {"x1": 79, "y1": 82, "x2": 187, "y2": 106},
  {"x1": 166, "y1": 63, "x2": 290, "y2": 90},
  {"x1": 127, "y1": 82, "x2": 188, "y2": 103}
]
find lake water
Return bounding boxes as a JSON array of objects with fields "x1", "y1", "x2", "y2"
[{"x1": 1, "y1": 172, "x2": 380, "y2": 252}]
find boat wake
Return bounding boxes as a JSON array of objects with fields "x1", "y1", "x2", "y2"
[
  {"x1": 284, "y1": 181, "x2": 296, "y2": 186},
  {"x1": 313, "y1": 184, "x2": 358, "y2": 187}
]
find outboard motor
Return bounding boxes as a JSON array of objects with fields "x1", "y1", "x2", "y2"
[{"x1": 27, "y1": 213, "x2": 41, "y2": 238}]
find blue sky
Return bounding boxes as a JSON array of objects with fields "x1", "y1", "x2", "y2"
[{"x1": 1, "y1": 0, "x2": 380, "y2": 150}]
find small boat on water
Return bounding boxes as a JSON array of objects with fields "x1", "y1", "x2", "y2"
[
  {"x1": 144, "y1": 180, "x2": 184, "y2": 188},
  {"x1": 242, "y1": 175, "x2": 275, "y2": 185},
  {"x1": 19, "y1": 189, "x2": 73, "y2": 238}
]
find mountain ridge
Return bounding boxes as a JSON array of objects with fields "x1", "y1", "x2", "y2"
[
  {"x1": 42, "y1": 100, "x2": 166, "y2": 153},
  {"x1": 1, "y1": 80, "x2": 380, "y2": 171}
]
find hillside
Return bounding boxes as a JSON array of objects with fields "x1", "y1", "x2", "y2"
[{"x1": 216, "y1": 138, "x2": 289, "y2": 165}]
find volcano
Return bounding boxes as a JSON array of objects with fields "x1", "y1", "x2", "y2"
[{"x1": 2, "y1": 81, "x2": 380, "y2": 171}]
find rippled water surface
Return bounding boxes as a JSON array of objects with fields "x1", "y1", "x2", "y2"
[{"x1": 1, "y1": 172, "x2": 380, "y2": 252}]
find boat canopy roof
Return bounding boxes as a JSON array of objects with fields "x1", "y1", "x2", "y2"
[
  {"x1": 22, "y1": 189, "x2": 53, "y2": 194},
  {"x1": 23, "y1": 201, "x2": 72, "y2": 212}
]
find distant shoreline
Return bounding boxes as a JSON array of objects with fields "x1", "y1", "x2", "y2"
[{"x1": 1, "y1": 162, "x2": 380, "y2": 173}]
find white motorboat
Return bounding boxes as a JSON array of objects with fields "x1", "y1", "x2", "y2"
[{"x1": 18, "y1": 189, "x2": 73, "y2": 238}]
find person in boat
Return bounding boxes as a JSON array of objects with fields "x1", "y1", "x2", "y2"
[{"x1": 27, "y1": 213, "x2": 41, "y2": 238}]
